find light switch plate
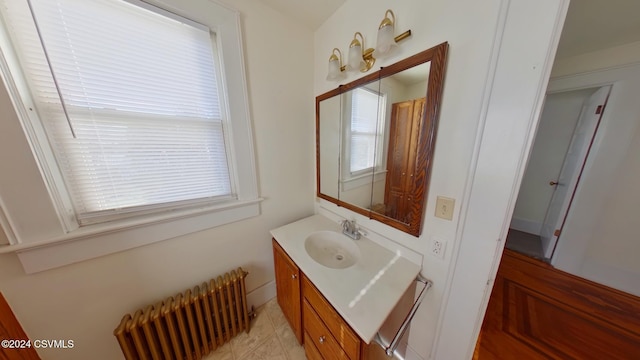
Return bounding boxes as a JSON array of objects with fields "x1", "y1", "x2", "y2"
[{"x1": 435, "y1": 196, "x2": 455, "y2": 220}]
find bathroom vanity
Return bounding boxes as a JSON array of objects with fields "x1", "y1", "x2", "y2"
[
  {"x1": 271, "y1": 214, "x2": 421, "y2": 360},
  {"x1": 280, "y1": 41, "x2": 446, "y2": 359},
  {"x1": 274, "y1": 240, "x2": 364, "y2": 359}
]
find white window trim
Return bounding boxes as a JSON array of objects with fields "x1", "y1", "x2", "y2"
[
  {"x1": 340, "y1": 85, "x2": 389, "y2": 186},
  {"x1": 340, "y1": 170, "x2": 387, "y2": 192},
  {"x1": 0, "y1": 0, "x2": 261, "y2": 273}
]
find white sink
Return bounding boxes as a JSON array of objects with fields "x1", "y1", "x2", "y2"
[{"x1": 304, "y1": 231, "x2": 360, "y2": 269}]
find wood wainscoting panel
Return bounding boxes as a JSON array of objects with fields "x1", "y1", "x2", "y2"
[
  {"x1": 475, "y1": 249, "x2": 640, "y2": 359},
  {"x1": 0, "y1": 293, "x2": 41, "y2": 360}
]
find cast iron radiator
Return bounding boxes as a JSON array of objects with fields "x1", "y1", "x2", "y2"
[{"x1": 114, "y1": 267, "x2": 250, "y2": 360}]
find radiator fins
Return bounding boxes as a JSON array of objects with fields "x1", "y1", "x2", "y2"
[{"x1": 114, "y1": 267, "x2": 250, "y2": 360}]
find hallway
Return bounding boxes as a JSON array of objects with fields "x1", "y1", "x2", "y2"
[{"x1": 505, "y1": 229, "x2": 545, "y2": 261}]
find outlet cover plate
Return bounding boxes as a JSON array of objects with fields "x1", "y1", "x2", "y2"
[{"x1": 430, "y1": 237, "x2": 446, "y2": 259}]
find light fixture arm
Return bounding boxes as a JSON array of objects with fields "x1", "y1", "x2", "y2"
[
  {"x1": 365, "y1": 30, "x2": 411, "y2": 59},
  {"x1": 333, "y1": 47, "x2": 347, "y2": 72},
  {"x1": 329, "y1": 48, "x2": 343, "y2": 64},
  {"x1": 379, "y1": 9, "x2": 395, "y2": 29},
  {"x1": 326, "y1": 48, "x2": 346, "y2": 80},
  {"x1": 351, "y1": 31, "x2": 365, "y2": 49}
]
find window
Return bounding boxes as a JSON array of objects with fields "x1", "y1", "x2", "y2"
[
  {"x1": 0, "y1": 0, "x2": 255, "y2": 228},
  {"x1": 347, "y1": 87, "x2": 386, "y2": 176}
]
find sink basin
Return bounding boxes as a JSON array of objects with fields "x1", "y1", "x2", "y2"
[{"x1": 304, "y1": 231, "x2": 360, "y2": 269}]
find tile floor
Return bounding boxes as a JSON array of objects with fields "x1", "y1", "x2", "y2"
[{"x1": 203, "y1": 297, "x2": 306, "y2": 360}]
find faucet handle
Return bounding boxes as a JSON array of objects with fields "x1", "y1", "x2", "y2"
[{"x1": 341, "y1": 219, "x2": 354, "y2": 227}]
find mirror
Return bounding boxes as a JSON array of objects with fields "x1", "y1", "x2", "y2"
[{"x1": 316, "y1": 42, "x2": 448, "y2": 236}]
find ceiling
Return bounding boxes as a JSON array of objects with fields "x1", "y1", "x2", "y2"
[
  {"x1": 556, "y1": 0, "x2": 640, "y2": 58},
  {"x1": 259, "y1": 0, "x2": 640, "y2": 60},
  {"x1": 257, "y1": 0, "x2": 345, "y2": 30}
]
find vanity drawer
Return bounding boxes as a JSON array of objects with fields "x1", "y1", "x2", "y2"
[
  {"x1": 302, "y1": 275, "x2": 361, "y2": 360},
  {"x1": 304, "y1": 331, "x2": 324, "y2": 360},
  {"x1": 303, "y1": 300, "x2": 350, "y2": 360}
]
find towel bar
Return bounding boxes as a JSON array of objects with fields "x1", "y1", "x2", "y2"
[{"x1": 373, "y1": 274, "x2": 432, "y2": 357}]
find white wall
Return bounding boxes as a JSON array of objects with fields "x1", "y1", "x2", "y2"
[
  {"x1": 315, "y1": 1, "x2": 501, "y2": 357},
  {"x1": 550, "y1": 46, "x2": 640, "y2": 297},
  {"x1": 0, "y1": 1, "x2": 315, "y2": 359},
  {"x1": 584, "y1": 125, "x2": 640, "y2": 290},
  {"x1": 315, "y1": 0, "x2": 565, "y2": 359},
  {"x1": 406, "y1": 81, "x2": 428, "y2": 100},
  {"x1": 552, "y1": 40, "x2": 640, "y2": 77},
  {"x1": 511, "y1": 88, "x2": 595, "y2": 235}
]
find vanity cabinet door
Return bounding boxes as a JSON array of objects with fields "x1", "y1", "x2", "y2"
[{"x1": 272, "y1": 239, "x2": 303, "y2": 344}]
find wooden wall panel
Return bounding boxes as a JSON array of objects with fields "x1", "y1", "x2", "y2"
[
  {"x1": 475, "y1": 250, "x2": 640, "y2": 359},
  {"x1": 0, "y1": 293, "x2": 40, "y2": 360}
]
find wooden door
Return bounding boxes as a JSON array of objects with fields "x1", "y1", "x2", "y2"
[
  {"x1": 384, "y1": 98, "x2": 425, "y2": 222},
  {"x1": 273, "y1": 239, "x2": 302, "y2": 344},
  {"x1": 475, "y1": 249, "x2": 640, "y2": 359},
  {"x1": 0, "y1": 293, "x2": 40, "y2": 360}
]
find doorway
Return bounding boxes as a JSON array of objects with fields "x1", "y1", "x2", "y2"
[{"x1": 506, "y1": 85, "x2": 610, "y2": 261}]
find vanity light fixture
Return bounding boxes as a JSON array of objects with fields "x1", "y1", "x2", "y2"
[
  {"x1": 325, "y1": 9, "x2": 412, "y2": 81},
  {"x1": 373, "y1": 9, "x2": 412, "y2": 59},
  {"x1": 346, "y1": 32, "x2": 375, "y2": 73},
  {"x1": 326, "y1": 48, "x2": 346, "y2": 81}
]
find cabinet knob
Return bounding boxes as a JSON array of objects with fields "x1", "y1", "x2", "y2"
[
  {"x1": 319, "y1": 335, "x2": 325, "y2": 344},
  {"x1": 291, "y1": 274, "x2": 297, "y2": 279}
]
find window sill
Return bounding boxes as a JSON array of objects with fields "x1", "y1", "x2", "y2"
[
  {"x1": 341, "y1": 170, "x2": 387, "y2": 191},
  {"x1": 4, "y1": 198, "x2": 263, "y2": 273}
]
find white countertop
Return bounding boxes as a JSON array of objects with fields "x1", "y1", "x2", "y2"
[{"x1": 270, "y1": 214, "x2": 421, "y2": 343}]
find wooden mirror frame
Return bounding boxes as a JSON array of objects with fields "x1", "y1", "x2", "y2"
[{"x1": 316, "y1": 42, "x2": 448, "y2": 236}]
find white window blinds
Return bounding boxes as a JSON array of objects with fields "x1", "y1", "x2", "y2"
[
  {"x1": 0, "y1": 0, "x2": 233, "y2": 224},
  {"x1": 349, "y1": 87, "x2": 386, "y2": 174}
]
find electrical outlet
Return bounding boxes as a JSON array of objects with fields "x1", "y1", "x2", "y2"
[{"x1": 430, "y1": 238, "x2": 446, "y2": 259}]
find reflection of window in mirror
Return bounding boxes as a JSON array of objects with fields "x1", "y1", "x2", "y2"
[
  {"x1": 341, "y1": 86, "x2": 388, "y2": 191},
  {"x1": 350, "y1": 87, "x2": 386, "y2": 174}
]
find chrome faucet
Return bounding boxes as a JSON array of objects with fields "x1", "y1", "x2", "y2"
[{"x1": 341, "y1": 219, "x2": 362, "y2": 240}]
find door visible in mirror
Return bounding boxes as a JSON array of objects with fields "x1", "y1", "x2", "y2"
[{"x1": 371, "y1": 62, "x2": 431, "y2": 224}]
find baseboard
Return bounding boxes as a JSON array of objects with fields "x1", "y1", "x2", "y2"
[
  {"x1": 509, "y1": 217, "x2": 542, "y2": 235},
  {"x1": 580, "y1": 260, "x2": 640, "y2": 298},
  {"x1": 246, "y1": 280, "x2": 276, "y2": 310}
]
